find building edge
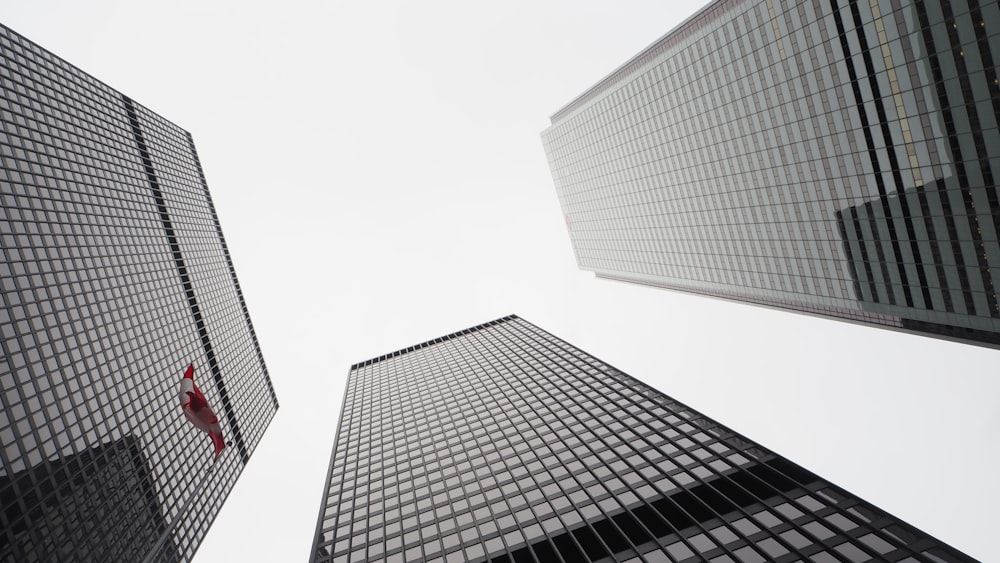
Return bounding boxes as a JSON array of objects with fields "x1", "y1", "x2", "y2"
[
  {"x1": 309, "y1": 366, "x2": 355, "y2": 562},
  {"x1": 549, "y1": 0, "x2": 737, "y2": 124},
  {"x1": 594, "y1": 273, "x2": 1000, "y2": 351}
]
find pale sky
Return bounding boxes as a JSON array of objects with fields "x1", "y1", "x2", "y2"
[{"x1": 4, "y1": 1, "x2": 999, "y2": 561}]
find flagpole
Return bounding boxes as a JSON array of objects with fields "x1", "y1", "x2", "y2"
[{"x1": 142, "y1": 453, "x2": 222, "y2": 563}]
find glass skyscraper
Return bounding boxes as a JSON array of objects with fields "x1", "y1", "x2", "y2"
[
  {"x1": 0, "y1": 23, "x2": 278, "y2": 562},
  {"x1": 310, "y1": 315, "x2": 971, "y2": 562},
  {"x1": 542, "y1": 0, "x2": 1000, "y2": 348}
]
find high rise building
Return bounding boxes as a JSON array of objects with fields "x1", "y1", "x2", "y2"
[
  {"x1": 0, "y1": 23, "x2": 278, "y2": 562},
  {"x1": 310, "y1": 315, "x2": 972, "y2": 562},
  {"x1": 541, "y1": 0, "x2": 1000, "y2": 348}
]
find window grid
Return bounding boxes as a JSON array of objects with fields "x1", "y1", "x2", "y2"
[
  {"x1": 311, "y1": 316, "x2": 972, "y2": 563},
  {"x1": 0, "y1": 22, "x2": 277, "y2": 563}
]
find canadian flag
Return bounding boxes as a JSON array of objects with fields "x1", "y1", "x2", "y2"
[{"x1": 179, "y1": 364, "x2": 225, "y2": 459}]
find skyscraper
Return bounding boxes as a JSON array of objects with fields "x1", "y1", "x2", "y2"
[
  {"x1": 541, "y1": 0, "x2": 1000, "y2": 348},
  {"x1": 0, "y1": 23, "x2": 278, "y2": 562},
  {"x1": 310, "y1": 315, "x2": 972, "y2": 562}
]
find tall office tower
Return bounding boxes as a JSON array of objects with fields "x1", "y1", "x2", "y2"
[
  {"x1": 541, "y1": 0, "x2": 1000, "y2": 348},
  {"x1": 310, "y1": 315, "x2": 972, "y2": 562},
  {"x1": 0, "y1": 23, "x2": 278, "y2": 562}
]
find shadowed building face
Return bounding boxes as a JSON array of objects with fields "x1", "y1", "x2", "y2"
[{"x1": 0, "y1": 437, "x2": 180, "y2": 563}]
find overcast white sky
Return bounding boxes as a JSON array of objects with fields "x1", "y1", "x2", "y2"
[{"x1": 5, "y1": 1, "x2": 999, "y2": 561}]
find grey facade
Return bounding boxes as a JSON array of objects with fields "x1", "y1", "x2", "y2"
[
  {"x1": 541, "y1": 0, "x2": 1000, "y2": 348},
  {"x1": 0, "y1": 23, "x2": 278, "y2": 562},
  {"x1": 311, "y1": 315, "x2": 971, "y2": 562}
]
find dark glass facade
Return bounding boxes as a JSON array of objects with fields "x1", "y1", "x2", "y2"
[
  {"x1": 0, "y1": 23, "x2": 278, "y2": 562},
  {"x1": 1, "y1": 436, "x2": 179, "y2": 562},
  {"x1": 541, "y1": 0, "x2": 1000, "y2": 348},
  {"x1": 310, "y1": 315, "x2": 971, "y2": 562}
]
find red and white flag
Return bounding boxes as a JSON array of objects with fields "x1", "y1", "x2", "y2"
[{"x1": 179, "y1": 364, "x2": 225, "y2": 459}]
